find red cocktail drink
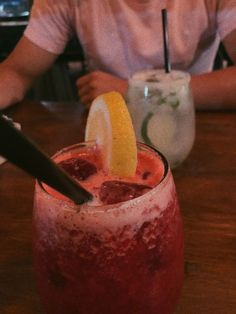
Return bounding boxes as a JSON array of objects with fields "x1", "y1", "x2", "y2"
[{"x1": 33, "y1": 142, "x2": 183, "y2": 314}]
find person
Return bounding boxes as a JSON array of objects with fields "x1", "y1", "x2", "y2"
[{"x1": 0, "y1": 0, "x2": 235, "y2": 110}]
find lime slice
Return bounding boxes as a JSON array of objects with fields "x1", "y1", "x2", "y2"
[
  {"x1": 85, "y1": 91, "x2": 137, "y2": 177},
  {"x1": 141, "y1": 111, "x2": 176, "y2": 149}
]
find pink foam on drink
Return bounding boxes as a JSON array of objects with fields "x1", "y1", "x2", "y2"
[{"x1": 43, "y1": 145, "x2": 164, "y2": 205}]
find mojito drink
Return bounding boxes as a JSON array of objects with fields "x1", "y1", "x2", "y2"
[
  {"x1": 127, "y1": 69, "x2": 195, "y2": 168},
  {"x1": 33, "y1": 142, "x2": 183, "y2": 314}
]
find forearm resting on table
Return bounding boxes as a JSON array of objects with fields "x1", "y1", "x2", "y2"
[
  {"x1": 190, "y1": 66, "x2": 236, "y2": 110},
  {"x1": 0, "y1": 63, "x2": 32, "y2": 110}
]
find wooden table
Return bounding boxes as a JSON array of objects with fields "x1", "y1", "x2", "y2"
[{"x1": 0, "y1": 100, "x2": 235, "y2": 314}]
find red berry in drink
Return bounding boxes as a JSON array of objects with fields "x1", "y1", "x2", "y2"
[
  {"x1": 99, "y1": 180, "x2": 151, "y2": 204},
  {"x1": 59, "y1": 158, "x2": 97, "y2": 180}
]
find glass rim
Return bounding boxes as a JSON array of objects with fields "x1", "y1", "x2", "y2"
[
  {"x1": 36, "y1": 141, "x2": 170, "y2": 212},
  {"x1": 129, "y1": 69, "x2": 191, "y2": 88}
]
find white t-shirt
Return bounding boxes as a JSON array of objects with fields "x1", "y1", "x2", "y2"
[{"x1": 25, "y1": 0, "x2": 236, "y2": 78}]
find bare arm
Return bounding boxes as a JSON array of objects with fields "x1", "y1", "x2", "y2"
[
  {"x1": 190, "y1": 29, "x2": 236, "y2": 110},
  {"x1": 76, "y1": 31, "x2": 236, "y2": 110},
  {"x1": 0, "y1": 36, "x2": 58, "y2": 110}
]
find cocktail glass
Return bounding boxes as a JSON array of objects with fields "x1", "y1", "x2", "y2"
[
  {"x1": 127, "y1": 69, "x2": 195, "y2": 168},
  {"x1": 33, "y1": 141, "x2": 184, "y2": 314}
]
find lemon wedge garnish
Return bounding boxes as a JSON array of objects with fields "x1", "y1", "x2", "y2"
[{"x1": 85, "y1": 91, "x2": 137, "y2": 177}]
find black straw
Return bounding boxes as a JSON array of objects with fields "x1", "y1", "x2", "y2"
[
  {"x1": 161, "y1": 8, "x2": 171, "y2": 73},
  {"x1": 0, "y1": 115, "x2": 92, "y2": 205}
]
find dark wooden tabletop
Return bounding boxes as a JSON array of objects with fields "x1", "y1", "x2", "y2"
[{"x1": 0, "y1": 100, "x2": 236, "y2": 314}]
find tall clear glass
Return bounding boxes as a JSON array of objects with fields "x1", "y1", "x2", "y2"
[
  {"x1": 33, "y1": 142, "x2": 184, "y2": 314},
  {"x1": 127, "y1": 69, "x2": 195, "y2": 168}
]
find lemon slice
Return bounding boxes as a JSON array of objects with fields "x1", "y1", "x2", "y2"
[{"x1": 85, "y1": 91, "x2": 137, "y2": 177}]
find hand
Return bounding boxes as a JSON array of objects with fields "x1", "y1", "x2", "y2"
[{"x1": 76, "y1": 71, "x2": 128, "y2": 106}]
